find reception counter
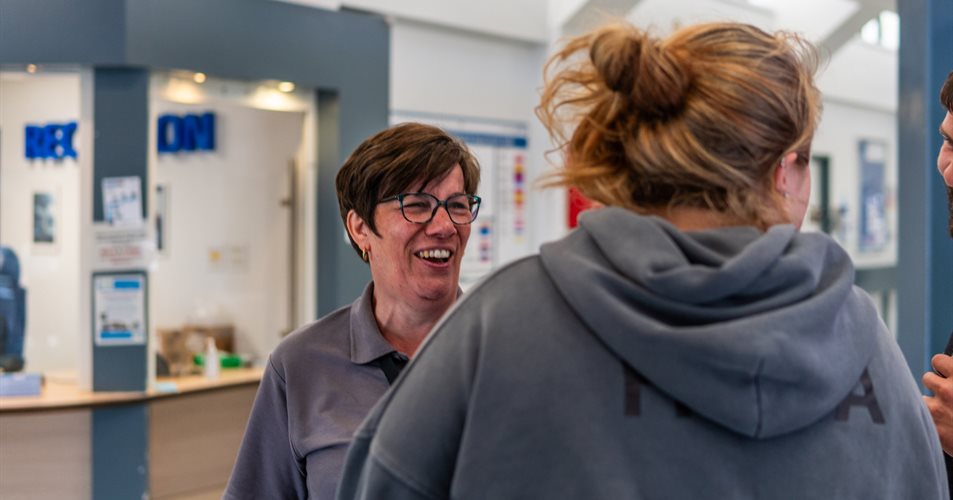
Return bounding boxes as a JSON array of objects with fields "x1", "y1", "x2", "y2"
[{"x1": 0, "y1": 368, "x2": 262, "y2": 499}]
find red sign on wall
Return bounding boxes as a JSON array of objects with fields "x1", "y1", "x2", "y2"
[{"x1": 567, "y1": 187, "x2": 596, "y2": 229}]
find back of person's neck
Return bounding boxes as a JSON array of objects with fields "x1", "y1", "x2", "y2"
[{"x1": 645, "y1": 205, "x2": 747, "y2": 231}]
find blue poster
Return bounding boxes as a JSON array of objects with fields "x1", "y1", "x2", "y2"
[{"x1": 94, "y1": 274, "x2": 146, "y2": 346}]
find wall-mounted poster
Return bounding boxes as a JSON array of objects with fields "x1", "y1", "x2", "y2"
[
  {"x1": 33, "y1": 191, "x2": 56, "y2": 244},
  {"x1": 93, "y1": 272, "x2": 147, "y2": 346},
  {"x1": 102, "y1": 176, "x2": 143, "y2": 226},
  {"x1": 858, "y1": 139, "x2": 888, "y2": 253}
]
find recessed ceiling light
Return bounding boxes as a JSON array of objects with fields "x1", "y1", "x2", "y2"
[
  {"x1": 277, "y1": 81, "x2": 295, "y2": 93},
  {"x1": 26, "y1": 64, "x2": 37, "y2": 74},
  {"x1": 193, "y1": 72, "x2": 207, "y2": 84}
]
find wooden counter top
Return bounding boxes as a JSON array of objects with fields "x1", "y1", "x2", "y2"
[{"x1": 0, "y1": 368, "x2": 263, "y2": 414}]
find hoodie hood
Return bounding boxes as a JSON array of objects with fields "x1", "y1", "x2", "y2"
[{"x1": 540, "y1": 207, "x2": 879, "y2": 439}]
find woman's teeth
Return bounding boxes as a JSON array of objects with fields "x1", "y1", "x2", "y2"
[{"x1": 417, "y1": 249, "x2": 451, "y2": 260}]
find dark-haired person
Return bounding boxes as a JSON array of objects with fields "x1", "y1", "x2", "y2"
[
  {"x1": 923, "y1": 69, "x2": 953, "y2": 494},
  {"x1": 336, "y1": 22, "x2": 946, "y2": 500},
  {"x1": 224, "y1": 122, "x2": 480, "y2": 499}
]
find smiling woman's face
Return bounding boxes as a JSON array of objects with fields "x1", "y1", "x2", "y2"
[
  {"x1": 940, "y1": 112, "x2": 953, "y2": 187},
  {"x1": 355, "y1": 165, "x2": 471, "y2": 310}
]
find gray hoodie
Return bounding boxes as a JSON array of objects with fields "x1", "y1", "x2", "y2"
[{"x1": 338, "y1": 207, "x2": 947, "y2": 500}]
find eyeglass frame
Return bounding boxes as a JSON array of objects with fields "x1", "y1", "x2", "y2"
[{"x1": 378, "y1": 192, "x2": 482, "y2": 225}]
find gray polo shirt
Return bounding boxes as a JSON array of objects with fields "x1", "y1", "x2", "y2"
[{"x1": 225, "y1": 282, "x2": 407, "y2": 499}]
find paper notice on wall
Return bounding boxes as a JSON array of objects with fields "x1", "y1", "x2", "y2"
[
  {"x1": 93, "y1": 223, "x2": 154, "y2": 270},
  {"x1": 94, "y1": 273, "x2": 146, "y2": 346},
  {"x1": 102, "y1": 176, "x2": 144, "y2": 226}
]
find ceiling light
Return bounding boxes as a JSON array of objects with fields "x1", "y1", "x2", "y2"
[
  {"x1": 193, "y1": 72, "x2": 207, "y2": 84},
  {"x1": 26, "y1": 64, "x2": 37, "y2": 74},
  {"x1": 277, "y1": 81, "x2": 295, "y2": 93}
]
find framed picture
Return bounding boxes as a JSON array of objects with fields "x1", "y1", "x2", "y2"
[
  {"x1": 32, "y1": 190, "x2": 57, "y2": 249},
  {"x1": 858, "y1": 139, "x2": 889, "y2": 253}
]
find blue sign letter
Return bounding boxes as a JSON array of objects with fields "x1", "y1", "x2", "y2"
[
  {"x1": 24, "y1": 122, "x2": 78, "y2": 160},
  {"x1": 157, "y1": 115, "x2": 182, "y2": 153},
  {"x1": 158, "y1": 112, "x2": 215, "y2": 153},
  {"x1": 59, "y1": 122, "x2": 78, "y2": 159},
  {"x1": 25, "y1": 126, "x2": 43, "y2": 159}
]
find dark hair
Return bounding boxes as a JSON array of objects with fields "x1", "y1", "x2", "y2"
[
  {"x1": 946, "y1": 186, "x2": 952, "y2": 238},
  {"x1": 941, "y1": 71, "x2": 953, "y2": 113},
  {"x1": 537, "y1": 22, "x2": 821, "y2": 229},
  {"x1": 942, "y1": 72, "x2": 953, "y2": 238},
  {"x1": 336, "y1": 122, "x2": 481, "y2": 259}
]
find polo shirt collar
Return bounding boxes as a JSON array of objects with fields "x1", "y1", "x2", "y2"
[{"x1": 349, "y1": 282, "x2": 397, "y2": 365}]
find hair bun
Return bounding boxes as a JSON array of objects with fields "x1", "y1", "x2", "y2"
[{"x1": 589, "y1": 25, "x2": 693, "y2": 121}]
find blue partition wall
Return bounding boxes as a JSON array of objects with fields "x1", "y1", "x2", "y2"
[{"x1": 897, "y1": 0, "x2": 953, "y2": 382}]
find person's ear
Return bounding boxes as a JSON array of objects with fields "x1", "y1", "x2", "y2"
[
  {"x1": 773, "y1": 151, "x2": 802, "y2": 196},
  {"x1": 346, "y1": 210, "x2": 371, "y2": 255}
]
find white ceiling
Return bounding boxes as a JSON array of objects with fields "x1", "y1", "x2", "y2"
[{"x1": 273, "y1": 0, "x2": 896, "y2": 56}]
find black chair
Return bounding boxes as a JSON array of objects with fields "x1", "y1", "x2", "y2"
[{"x1": 0, "y1": 247, "x2": 26, "y2": 372}]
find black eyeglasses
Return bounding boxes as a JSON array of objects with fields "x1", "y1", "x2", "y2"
[{"x1": 379, "y1": 193, "x2": 481, "y2": 225}]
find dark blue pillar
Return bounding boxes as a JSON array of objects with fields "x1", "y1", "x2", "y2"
[
  {"x1": 91, "y1": 67, "x2": 149, "y2": 392},
  {"x1": 92, "y1": 405, "x2": 149, "y2": 499},
  {"x1": 90, "y1": 67, "x2": 150, "y2": 499},
  {"x1": 897, "y1": 0, "x2": 953, "y2": 382}
]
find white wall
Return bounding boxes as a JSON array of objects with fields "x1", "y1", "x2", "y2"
[
  {"x1": 627, "y1": 0, "x2": 772, "y2": 33},
  {"x1": 148, "y1": 73, "x2": 316, "y2": 361},
  {"x1": 390, "y1": 20, "x2": 562, "y2": 261},
  {"x1": 391, "y1": 20, "x2": 547, "y2": 123},
  {"x1": 0, "y1": 72, "x2": 82, "y2": 373},
  {"x1": 348, "y1": 0, "x2": 548, "y2": 43},
  {"x1": 747, "y1": 0, "x2": 858, "y2": 42},
  {"x1": 811, "y1": 98, "x2": 898, "y2": 268},
  {"x1": 817, "y1": 37, "x2": 898, "y2": 112}
]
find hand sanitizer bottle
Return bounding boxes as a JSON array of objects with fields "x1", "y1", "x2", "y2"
[{"x1": 204, "y1": 337, "x2": 220, "y2": 380}]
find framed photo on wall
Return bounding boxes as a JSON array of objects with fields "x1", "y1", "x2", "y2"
[
  {"x1": 858, "y1": 139, "x2": 889, "y2": 253},
  {"x1": 32, "y1": 190, "x2": 58, "y2": 253}
]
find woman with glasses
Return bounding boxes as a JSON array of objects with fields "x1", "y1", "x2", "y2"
[
  {"x1": 225, "y1": 123, "x2": 480, "y2": 500},
  {"x1": 337, "y1": 22, "x2": 946, "y2": 500}
]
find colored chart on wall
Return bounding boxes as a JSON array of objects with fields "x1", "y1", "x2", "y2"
[{"x1": 391, "y1": 112, "x2": 530, "y2": 288}]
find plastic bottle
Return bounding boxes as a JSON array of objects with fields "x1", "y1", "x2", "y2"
[{"x1": 204, "y1": 337, "x2": 220, "y2": 380}]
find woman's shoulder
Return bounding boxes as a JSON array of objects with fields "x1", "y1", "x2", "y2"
[{"x1": 270, "y1": 305, "x2": 354, "y2": 366}]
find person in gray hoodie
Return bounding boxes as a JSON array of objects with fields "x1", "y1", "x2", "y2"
[{"x1": 337, "y1": 22, "x2": 948, "y2": 500}]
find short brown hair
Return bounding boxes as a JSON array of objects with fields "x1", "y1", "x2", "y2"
[
  {"x1": 941, "y1": 71, "x2": 953, "y2": 113},
  {"x1": 537, "y1": 22, "x2": 821, "y2": 229},
  {"x1": 336, "y1": 122, "x2": 481, "y2": 258}
]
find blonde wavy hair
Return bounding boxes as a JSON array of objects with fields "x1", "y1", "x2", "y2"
[{"x1": 537, "y1": 22, "x2": 821, "y2": 229}]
